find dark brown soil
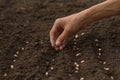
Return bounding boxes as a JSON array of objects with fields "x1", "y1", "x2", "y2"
[{"x1": 0, "y1": 0, "x2": 120, "y2": 80}]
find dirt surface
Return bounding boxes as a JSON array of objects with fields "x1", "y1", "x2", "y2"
[{"x1": 0, "y1": 0, "x2": 120, "y2": 80}]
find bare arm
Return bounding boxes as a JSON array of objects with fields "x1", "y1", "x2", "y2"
[{"x1": 50, "y1": 0, "x2": 120, "y2": 50}]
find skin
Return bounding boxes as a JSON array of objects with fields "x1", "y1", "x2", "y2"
[{"x1": 50, "y1": 0, "x2": 120, "y2": 51}]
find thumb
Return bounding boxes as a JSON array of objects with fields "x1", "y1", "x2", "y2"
[{"x1": 56, "y1": 29, "x2": 69, "y2": 47}]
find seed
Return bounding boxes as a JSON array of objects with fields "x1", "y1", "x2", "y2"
[
  {"x1": 75, "y1": 34, "x2": 79, "y2": 38},
  {"x1": 103, "y1": 62, "x2": 106, "y2": 64},
  {"x1": 74, "y1": 62, "x2": 78, "y2": 65},
  {"x1": 76, "y1": 64, "x2": 79, "y2": 67},
  {"x1": 10, "y1": 65, "x2": 14, "y2": 69},
  {"x1": 16, "y1": 51, "x2": 19, "y2": 54},
  {"x1": 95, "y1": 39, "x2": 99, "y2": 42},
  {"x1": 52, "y1": 59, "x2": 55, "y2": 62},
  {"x1": 75, "y1": 70, "x2": 78, "y2": 73},
  {"x1": 3, "y1": 73, "x2": 7, "y2": 77},
  {"x1": 45, "y1": 72, "x2": 49, "y2": 76},
  {"x1": 98, "y1": 53, "x2": 101, "y2": 56},
  {"x1": 99, "y1": 61, "x2": 102, "y2": 63},
  {"x1": 26, "y1": 41, "x2": 29, "y2": 44},
  {"x1": 98, "y1": 48, "x2": 102, "y2": 51},
  {"x1": 81, "y1": 60, "x2": 85, "y2": 63},
  {"x1": 75, "y1": 67, "x2": 79, "y2": 70},
  {"x1": 104, "y1": 67, "x2": 110, "y2": 71},
  {"x1": 14, "y1": 54, "x2": 18, "y2": 57},
  {"x1": 21, "y1": 47, "x2": 25, "y2": 50},
  {"x1": 76, "y1": 53, "x2": 81, "y2": 57},
  {"x1": 50, "y1": 67, "x2": 54, "y2": 70},
  {"x1": 110, "y1": 76, "x2": 114, "y2": 80},
  {"x1": 13, "y1": 60, "x2": 16, "y2": 62},
  {"x1": 74, "y1": 42, "x2": 77, "y2": 44},
  {"x1": 80, "y1": 77, "x2": 84, "y2": 80},
  {"x1": 96, "y1": 44, "x2": 99, "y2": 46},
  {"x1": 81, "y1": 33, "x2": 85, "y2": 36}
]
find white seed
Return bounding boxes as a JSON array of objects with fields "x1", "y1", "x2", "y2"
[
  {"x1": 98, "y1": 48, "x2": 102, "y2": 51},
  {"x1": 14, "y1": 54, "x2": 18, "y2": 57},
  {"x1": 52, "y1": 59, "x2": 55, "y2": 62},
  {"x1": 16, "y1": 51, "x2": 19, "y2": 54},
  {"x1": 13, "y1": 60, "x2": 16, "y2": 62},
  {"x1": 75, "y1": 67, "x2": 79, "y2": 70},
  {"x1": 41, "y1": 41, "x2": 43, "y2": 44},
  {"x1": 81, "y1": 33, "x2": 85, "y2": 36},
  {"x1": 96, "y1": 44, "x2": 99, "y2": 46},
  {"x1": 75, "y1": 34, "x2": 79, "y2": 38},
  {"x1": 74, "y1": 62, "x2": 78, "y2": 65},
  {"x1": 103, "y1": 62, "x2": 106, "y2": 64},
  {"x1": 104, "y1": 67, "x2": 110, "y2": 71},
  {"x1": 98, "y1": 53, "x2": 101, "y2": 56},
  {"x1": 110, "y1": 76, "x2": 114, "y2": 80},
  {"x1": 75, "y1": 70, "x2": 78, "y2": 73},
  {"x1": 21, "y1": 47, "x2": 25, "y2": 50},
  {"x1": 76, "y1": 64, "x2": 79, "y2": 67},
  {"x1": 10, "y1": 65, "x2": 14, "y2": 69},
  {"x1": 76, "y1": 53, "x2": 81, "y2": 57},
  {"x1": 26, "y1": 41, "x2": 29, "y2": 44},
  {"x1": 80, "y1": 77, "x2": 84, "y2": 80},
  {"x1": 99, "y1": 61, "x2": 102, "y2": 63},
  {"x1": 50, "y1": 67, "x2": 54, "y2": 70},
  {"x1": 74, "y1": 42, "x2": 77, "y2": 44},
  {"x1": 3, "y1": 73, "x2": 7, "y2": 77},
  {"x1": 95, "y1": 39, "x2": 99, "y2": 42},
  {"x1": 77, "y1": 48, "x2": 79, "y2": 50},
  {"x1": 81, "y1": 60, "x2": 85, "y2": 63},
  {"x1": 45, "y1": 72, "x2": 49, "y2": 76}
]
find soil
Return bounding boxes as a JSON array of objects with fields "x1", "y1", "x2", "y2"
[{"x1": 0, "y1": 0, "x2": 120, "y2": 80}]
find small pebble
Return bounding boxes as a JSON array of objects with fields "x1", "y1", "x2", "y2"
[
  {"x1": 3, "y1": 73, "x2": 7, "y2": 77},
  {"x1": 80, "y1": 77, "x2": 84, "y2": 80},
  {"x1": 81, "y1": 33, "x2": 85, "y2": 36},
  {"x1": 81, "y1": 60, "x2": 85, "y2": 63},
  {"x1": 75, "y1": 34, "x2": 79, "y2": 38},
  {"x1": 10, "y1": 65, "x2": 14, "y2": 69},
  {"x1": 104, "y1": 67, "x2": 110, "y2": 71}
]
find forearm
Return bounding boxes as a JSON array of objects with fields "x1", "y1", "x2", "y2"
[{"x1": 77, "y1": 0, "x2": 120, "y2": 26}]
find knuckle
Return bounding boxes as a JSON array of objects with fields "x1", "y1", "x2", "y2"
[{"x1": 55, "y1": 18, "x2": 61, "y2": 24}]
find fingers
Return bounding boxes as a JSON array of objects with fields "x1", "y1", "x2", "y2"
[
  {"x1": 55, "y1": 28, "x2": 70, "y2": 50},
  {"x1": 50, "y1": 19, "x2": 70, "y2": 51},
  {"x1": 50, "y1": 19, "x2": 61, "y2": 48}
]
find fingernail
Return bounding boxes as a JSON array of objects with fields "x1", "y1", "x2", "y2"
[{"x1": 56, "y1": 40, "x2": 61, "y2": 47}]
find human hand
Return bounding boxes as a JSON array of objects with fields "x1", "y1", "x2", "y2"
[{"x1": 50, "y1": 12, "x2": 89, "y2": 50}]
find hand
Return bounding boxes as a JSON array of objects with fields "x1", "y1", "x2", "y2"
[{"x1": 50, "y1": 11, "x2": 89, "y2": 50}]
